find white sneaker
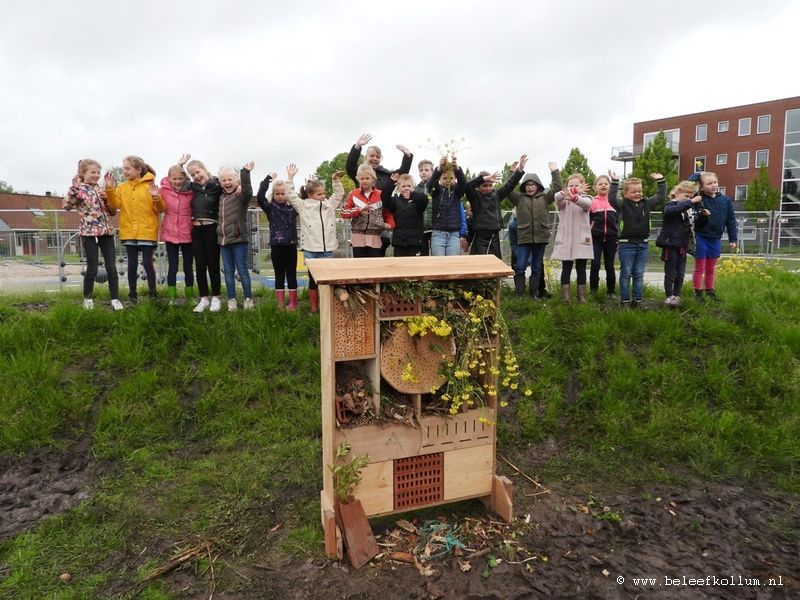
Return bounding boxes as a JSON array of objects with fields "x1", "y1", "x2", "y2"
[
  {"x1": 210, "y1": 296, "x2": 222, "y2": 312},
  {"x1": 227, "y1": 298, "x2": 238, "y2": 312},
  {"x1": 243, "y1": 298, "x2": 254, "y2": 311},
  {"x1": 664, "y1": 296, "x2": 674, "y2": 306},
  {"x1": 672, "y1": 295, "x2": 682, "y2": 307},
  {"x1": 193, "y1": 297, "x2": 211, "y2": 313},
  {"x1": 82, "y1": 298, "x2": 94, "y2": 310},
  {"x1": 111, "y1": 299, "x2": 124, "y2": 311}
]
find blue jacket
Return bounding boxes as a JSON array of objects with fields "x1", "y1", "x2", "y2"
[
  {"x1": 257, "y1": 176, "x2": 298, "y2": 246},
  {"x1": 658, "y1": 199, "x2": 694, "y2": 248},
  {"x1": 429, "y1": 167, "x2": 467, "y2": 233},
  {"x1": 694, "y1": 192, "x2": 737, "y2": 242}
]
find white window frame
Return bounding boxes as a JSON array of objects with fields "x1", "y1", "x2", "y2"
[
  {"x1": 735, "y1": 185, "x2": 748, "y2": 203},
  {"x1": 643, "y1": 128, "x2": 680, "y2": 151},
  {"x1": 736, "y1": 151, "x2": 750, "y2": 170},
  {"x1": 717, "y1": 120, "x2": 729, "y2": 133},
  {"x1": 716, "y1": 153, "x2": 728, "y2": 165},
  {"x1": 695, "y1": 123, "x2": 708, "y2": 142},
  {"x1": 739, "y1": 117, "x2": 752, "y2": 136},
  {"x1": 693, "y1": 156, "x2": 706, "y2": 173},
  {"x1": 718, "y1": 186, "x2": 726, "y2": 196},
  {"x1": 755, "y1": 149, "x2": 769, "y2": 167},
  {"x1": 757, "y1": 114, "x2": 771, "y2": 134}
]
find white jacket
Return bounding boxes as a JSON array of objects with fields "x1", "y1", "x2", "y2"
[
  {"x1": 550, "y1": 191, "x2": 594, "y2": 261},
  {"x1": 286, "y1": 179, "x2": 345, "y2": 252}
]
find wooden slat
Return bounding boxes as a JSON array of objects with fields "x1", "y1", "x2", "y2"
[
  {"x1": 353, "y1": 461, "x2": 393, "y2": 516},
  {"x1": 443, "y1": 445, "x2": 494, "y2": 501},
  {"x1": 306, "y1": 256, "x2": 512, "y2": 284}
]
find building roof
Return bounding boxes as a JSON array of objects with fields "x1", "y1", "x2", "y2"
[
  {"x1": 0, "y1": 192, "x2": 80, "y2": 231},
  {"x1": 635, "y1": 96, "x2": 800, "y2": 127}
]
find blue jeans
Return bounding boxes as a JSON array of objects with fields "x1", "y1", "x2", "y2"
[
  {"x1": 221, "y1": 242, "x2": 251, "y2": 299},
  {"x1": 303, "y1": 250, "x2": 333, "y2": 289},
  {"x1": 515, "y1": 243, "x2": 546, "y2": 278},
  {"x1": 431, "y1": 230, "x2": 461, "y2": 256},
  {"x1": 618, "y1": 242, "x2": 648, "y2": 301}
]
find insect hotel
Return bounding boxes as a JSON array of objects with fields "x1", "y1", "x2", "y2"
[{"x1": 306, "y1": 256, "x2": 515, "y2": 561}]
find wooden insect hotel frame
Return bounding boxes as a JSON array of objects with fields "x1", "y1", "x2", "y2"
[{"x1": 306, "y1": 256, "x2": 515, "y2": 557}]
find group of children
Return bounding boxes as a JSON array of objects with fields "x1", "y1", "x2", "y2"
[
  {"x1": 64, "y1": 138, "x2": 737, "y2": 312},
  {"x1": 518, "y1": 169, "x2": 737, "y2": 307}
]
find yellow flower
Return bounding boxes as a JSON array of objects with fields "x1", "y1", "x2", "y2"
[
  {"x1": 500, "y1": 401, "x2": 508, "y2": 407},
  {"x1": 524, "y1": 389, "x2": 533, "y2": 397}
]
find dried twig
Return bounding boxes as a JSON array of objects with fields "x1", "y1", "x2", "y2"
[
  {"x1": 131, "y1": 542, "x2": 211, "y2": 596},
  {"x1": 499, "y1": 455, "x2": 551, "y2": 494}
]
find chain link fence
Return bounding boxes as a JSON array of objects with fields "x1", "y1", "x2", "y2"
[{"x1": 0, "y1": 208, "x2": 798, "y2": 293}]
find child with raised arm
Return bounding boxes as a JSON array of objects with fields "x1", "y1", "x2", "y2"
[
  {"x1": 104, "y1": 156, "x2": 165, "y2": 303},
  {"x1": 341, "y1": 163, "x2": 392, "y2": 258},
  {"x1": 465, "y1": 156, "x2": 526, "y2": 259},
  {"x1": 284, "y1": 163, "x2": 345, "y2": 313},
  {"x1": 217, "y1": 162, "x2": 255, "y2": 311},
  {"x1": 611, "y1": 173, "x2": 666, "y2": 307},
  {"x1": 657, "y1": 180, "x2": 701, "y2": 307},
  {"x1": 428, "y1": 156, "x2": 468, "y2": 256},
  {"x1": 346, "y1": 133, "x2": 412, "y2": 256},
  {"x1": 257, "y1": 171, "x2": 298, "y2": 310},
  {"x1": 506, "y1": 159, "x2": 562, "y2": 298},
  {"x1": 159, "y1": 165, "x2": 195, "y2": 305},
  {"x1": 690, "y1": 171, "x2": 737, "y2": 302},
  {"x1": 384, "y1": 173, "x2": 428, "y2": 257},
  {"x1": 589, "y1": 171, "x2": 620, "y2": 298},
  {"x1": 64, "y1": 159, "x2": 123, "y2": 310},
  {"x1": 551, "y1": 174, "x2": 593, "y2": 303},
  {"x1": 178, "y1": 154, "x2": 223, "y2": 313}
]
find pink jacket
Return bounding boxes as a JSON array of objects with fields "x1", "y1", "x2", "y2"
[{"x1": 159, "y1": 177, "x2": 193, "y2": 244}]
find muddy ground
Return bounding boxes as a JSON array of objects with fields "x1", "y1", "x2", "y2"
[{"x1": 1, "y1": 441, "x2": 797, "y2": 600}]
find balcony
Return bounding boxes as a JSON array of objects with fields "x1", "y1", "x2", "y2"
[{"x1": 611, "y1": 141, "x2": 680, "y2": 162}]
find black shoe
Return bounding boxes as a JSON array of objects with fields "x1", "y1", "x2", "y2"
[
  {"x1": 694, "y1": 290, "x2": 705, "y2": 303},
  {"x1": 149, "y1": 290, "x2": 159, "y2": 301},
  {"x1": 128, "y1": 294, "x2": 138, "y2": 304},
  {"x1": 606, "y1": 292, "x2": 615, "y2": 300},
  {"x1": 540, "y1": 290, "x2": 552, "y2": 300},
  {"x1": 705, "y1": 289, "x2": 720, "y2": 302},
  {"x1": 631, "y1": 299, "x2": 641, "y2": 309}
]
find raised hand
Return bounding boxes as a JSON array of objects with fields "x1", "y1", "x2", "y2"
[
  {"x1": 287, "y1": 163, "x2": 298, "y2": 180},
  {"x1": 104, "y1": 172, "x2": 115, "y2": 187},
  {"x1": 576, "y1": 182, "x2": 590, "y2": 195},
  {"x1": 517, "y1": 155, "x2": 528, "y2": 172},
  {"x1": 243, "y1": 161, "x2": 255, "y2": 171},
  {"x1": 440, "y1": 156, "x2": 448, "y2": 168},
  {"x1": 508, "y1": 161, "x2": 518, "y2": 173},
  {"x1": 332, "y1": 170, "x2": 343, "y2": 180},
  {"x1": 355, "y1": 133, "x2": 372, "y2": 149},
  {"x1": 484, "y1": 172, "x2": 501, "y2": 183},
  {"x1": 650, "y1": 172, "x2": 664, "y2": 180},
  {"x1": 451, "y1": 156, "x2": 458, "y2": 168},
  {"x1": 548, "y1": 161, "x2": 558, "y2": 172},
  {"x1": 396, "y1": 144, "x2": 410, "y2": 156},
  {"x1": 390, "y1": 172, "x2": 400, "y2": 183},
  {"x1": 148, "y1": 182, "x2": 159, "y2": 198},
  {"x1": 71, "y1": 175, "x2": 82, "y2": 188},
  {"x1": 608, "y1": 169, "x2": 619, "y2": 180},
  {"x1": 178, "y1": 153, "x2": 191, "y2": 166}
]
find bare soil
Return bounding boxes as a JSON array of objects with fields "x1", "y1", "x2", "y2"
[{"x1": 2, "y1": 442, "x2": 797, "y2": 599}]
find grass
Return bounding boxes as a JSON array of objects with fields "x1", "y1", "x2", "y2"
[{"x1": 1, "y1": 263, "x2": 799, "y2": 597}]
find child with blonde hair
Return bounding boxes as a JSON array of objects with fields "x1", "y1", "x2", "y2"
[
  {"x1": 657, "y1": 180, "x2": 701, "y2": 307},
  {"x1": 104, "y1": 155, "x2": 165, "y2": 303},
  {"x1": 384, "y1": 173, "x2": 428, "y2": 257},
  {"x1": 341, "y1": 163, "x2": 393, "y2": 258},
  {"x1": 612, "y1": 173, "x2": 666, "y2": 307},
  {"x1": 178, "y1": 154, "x2": 223, "y2": 313},
  {"x1": 218, "y1": 162, "x2": 255, "y2": 311},
  {"x1": 65, "y1": 159, "x2": 123, "y2": 310},
  {"x1": 257, "y1": 171, "x2": 299, "y2": 310},
  {"x1": 690, "y1": 171, "x2": 737, "y2": 302},
  {"x1": 551, "y1": 173, "x2": 593, "y2": 302},
  {"x1": 159, "y1": 165, "x2": 195, "y2": 305},
  {"x1": 284, "y1": 164, "x2": 345, "y2": 313}
]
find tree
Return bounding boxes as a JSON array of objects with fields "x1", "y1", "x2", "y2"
[
  {"x1": 561, "y1": 147, "x2": 596, "y2": 187},
  {"x1": 745, "y1": 164, "x2": 781, "y2": 211},
  {"x1": 0, "y1": 180, "x2": 14, "y2": 193},
  {"x1": 314, "y1": 152, "x2": 356, "y2": 197},
  {"x1": 630, "y1": 131, "x2": 679, "y2": 196}
]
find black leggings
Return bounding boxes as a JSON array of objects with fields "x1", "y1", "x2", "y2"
[
  {"x1": 82, "y1": 235, "x2": 119, "y2": 299},
  {"x1": 192, "y1": 224, "x2": 221, "y2": 296},
  {"x1": 560, "y1": 259, "x2": 587, "y2": 285},
  {"x1": 352, "y1": 246, "x2": 382, "y2": 258},
  {"x1": 663, "y1": 247, "x2": 687, "y2": 297},
  {"x1": 590, "y1": 237, "x2": 617, "y2": 293},
  {"x1": 470, "y1": 230, "x2": 502, "y2": 259},
  {"x1": 165, "y1": 242, "x2": 194, "y2": 287},
  {"x1": 125, "y1": 245, "x2": 156, "y2": 297},
  {"x1": 271, "y1": 244, "x2": 298, "y2": 290}
]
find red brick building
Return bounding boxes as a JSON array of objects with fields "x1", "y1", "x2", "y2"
[{"x1": 612, "y1": 96, "x2": 800, "y2": 210}]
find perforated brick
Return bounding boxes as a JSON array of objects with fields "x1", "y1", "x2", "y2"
[{"x1": 393, "y1": 452, "x2": 444, "y2": 510}]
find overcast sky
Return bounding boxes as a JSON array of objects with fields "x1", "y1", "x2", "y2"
[{"x1": 1, "y1": 0, "x2": 797, "y2": 195}]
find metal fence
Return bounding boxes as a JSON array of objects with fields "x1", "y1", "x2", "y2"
[{"x1": 0, "y1": 208, "x2": 798, "y2": 293}]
